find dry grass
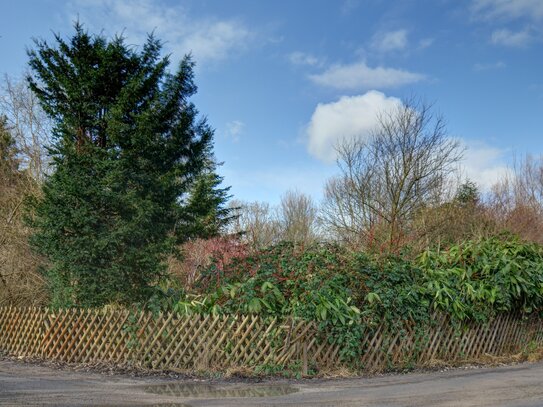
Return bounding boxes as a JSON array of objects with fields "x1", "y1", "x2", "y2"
[{"x1": 422, "y1": 345, "x2": 543, "y2": 370}]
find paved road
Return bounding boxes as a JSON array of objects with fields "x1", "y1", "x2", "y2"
[{"x1": 1, "y1": 359, "x2": 543, "y2": 406}]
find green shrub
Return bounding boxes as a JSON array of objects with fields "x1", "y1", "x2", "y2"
[
  {"x1": 162, "y1": 236, "x2": 543, "y2": 365},
  {"x1": 418, "y1": 235, "x2": 543, "y2": 321}
]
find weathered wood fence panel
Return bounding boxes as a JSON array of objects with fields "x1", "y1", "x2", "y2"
[
  {"x1": 357, "y1": 313, "x2": 543, "y2": 371},
  {"x1": 0, "y1": 307, "x2": 542, "y2": 373},
  {"x1": 0, "y1": 307, "x2": 338, "y2": 371}
]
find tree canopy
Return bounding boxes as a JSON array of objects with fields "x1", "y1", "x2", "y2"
[{"x1": 27, "y1": 24, "x2": 228, "y2": 307}]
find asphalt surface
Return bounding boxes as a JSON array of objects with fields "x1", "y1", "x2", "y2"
[{"x1": 1, "y1": 359, "x2": 543, "y2": 406}]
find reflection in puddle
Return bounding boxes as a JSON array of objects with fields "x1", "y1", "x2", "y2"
[
  {"x1": 143, "y1": 383, "x2": 298, "y2": 398},
  {"x1": 149, "y1": 404, "x2": 192, "y2": 406},
  {"x1": 98, "y1": 404, "x2": 190, "y2": 407}
]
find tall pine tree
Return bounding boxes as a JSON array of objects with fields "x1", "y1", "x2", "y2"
[{"x1": 27, "y1": 24, "x2": 221, "y2": 307}]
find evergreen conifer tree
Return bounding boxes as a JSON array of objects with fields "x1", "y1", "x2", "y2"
[
  {"x1": 27, "y1": 24, "x2": 221, "y2": 306},
  {"x1": 179, "y1": 158, "x2": 236, "y2": 239}
]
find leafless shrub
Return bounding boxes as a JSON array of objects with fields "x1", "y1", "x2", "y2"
[
  {"x1": 0, "y1": 132, "x2": 48, "y2": 306},
  {"x1": 167, "y1": 236, "x2": 248, "y2": 291}
]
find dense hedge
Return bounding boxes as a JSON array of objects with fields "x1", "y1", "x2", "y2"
[
  {"x1": 419, "y1": 236, "x2": 543, "y2": 320},
  {"x1": 154, "y1": 235, "x2": 543, "y2": 361}
]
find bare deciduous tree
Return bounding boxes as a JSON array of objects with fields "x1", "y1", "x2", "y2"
[
  {"x1": 489, "y1": 155, "x2": 543, "y2": 244},
  {"x1": 279, "y1": 190, "x2": 318, "y2": 245},
  {"x1": 0, "y1": 75, "x2": 51, "y2": 181},
  {"x1": 228, "y1": 200, "x2": 281, "y2": 249},
  {"x1": 228, "y1": 191, "x2": 319, "y2": 249},
  {"x1": 321, "y1": 99, "x2": 463, "y2": 251}
]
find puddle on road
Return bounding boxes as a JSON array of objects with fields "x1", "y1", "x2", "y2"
[
  {"x1": 142, "y1": 383, "x2": 299, "y2": 399},
  {"x1": 98, "y1": 404, "x2": 191, "y2": 407}
]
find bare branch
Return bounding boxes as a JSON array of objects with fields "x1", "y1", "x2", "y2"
[{"x1": 321, "y1": 99, "x2": 463, "y2": 251}]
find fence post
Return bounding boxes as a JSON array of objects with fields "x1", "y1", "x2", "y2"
[{"x1": 302, "y1": 339, "x2": 308, "y2": 376}]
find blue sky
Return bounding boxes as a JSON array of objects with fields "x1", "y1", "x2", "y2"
[{"x1": 1, "y1": 0, "x2": 543, "y2": 204}]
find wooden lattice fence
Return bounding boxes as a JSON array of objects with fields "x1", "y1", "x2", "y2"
[
  {"x1": 356, "y1": 313, "x2": 543, "y2": 370},
  {"x1": 0, "y1": 306, "x2": 542, "y2": 373},
  {"x1": 0, "y1": 307, "x2": 338, "y2": 372}
]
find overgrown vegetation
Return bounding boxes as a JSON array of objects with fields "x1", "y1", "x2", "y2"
[
  {"x1": 0, "y1": 106, "x2": 48, "y2": 306},
  {"x1": 419, "y1": 236, "x2": 543, "y2": 320},
  {"x1": 1, "y1": 24, "x2": 543, "y2": 372},
  {"x1": 149, "y1": 236, "x2": 543, "y2": 362}
]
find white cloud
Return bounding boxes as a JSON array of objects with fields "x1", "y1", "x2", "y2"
[
  {"x1": 371, "y1": 29, "x2": 408, "y2": 52},
  {"x1": 341, "y1": 0, "x2": 361, "y2": 15},
  {"x1": 309, "y1": 62, "x2": 424, "y2": 91},
  {"x1": 491, "y1": 28, "x2": 532, "y2": 47},
  {"x1": 473, "y1": 61, "x2": 506, "y2": 71},
  {"x1": 288, "y1": 51, "x2": 321, "y2": 66},
  {"x1": 304, "y1": 92, "x2": 511, "y2": 190},
  {"x1": 68, "y1": 0, "x2": 251, "y2": 63},
  {"x1": 472, "y1": 0, "x2": 543, "y2": 21},
  {"x1": 459, "y1": 141, "x2": 510, "y2": 191},
  {"x1": 225, "y1": 120, "x2": 245, "y2": 143},
  {"x1": 180, "y1": 21, "x2": 250, "y2": 63},
  {"x1": 305, "y1": 91, "x2": 402, "y2": 162},
  {"x1": 418, "y1": 38, "x2": 434, "y2": 49}
]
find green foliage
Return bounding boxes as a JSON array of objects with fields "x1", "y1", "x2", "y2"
[
  {"x1": 419, "y1": 235, "x2": 543, "y2": 321},
  {"x1": 455, "y1": 180, "x2": 480, "y2": 206},
  {"x1": 351, "y1": 254, "x2": 430, "y2": 327},
  {"x1": 178, "y1": 161, "x2": 237, "y2": 240},
  {"x1": 26, "y1": 24, "x2": 219, "y2": 307},
  {"x1": 167, "y1": 243, "x2": 430, "y2": 361},
  {"x1": 214, "y1": 243, "x2": 360, "y2": 323},
  {"x1": 170, "y1": 243, "x2": 365, "y2": 359},
  {"x1": 162, "y1": 236, "x2": 543, "y2": 365},
  {"x1": 254, "y1": 361, "x2": 317, "y2": 378}
]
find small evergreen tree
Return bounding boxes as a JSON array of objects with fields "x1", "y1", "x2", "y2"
[
  {"x1": 179, "y1": 159, "x2": 236, "y2": 240},
  {"x1": 27, "y1": 24, "x2": 220, "y2": 307},
  {"x1": 455, "y1": 180, "x2": 480, "y2": 206}
]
